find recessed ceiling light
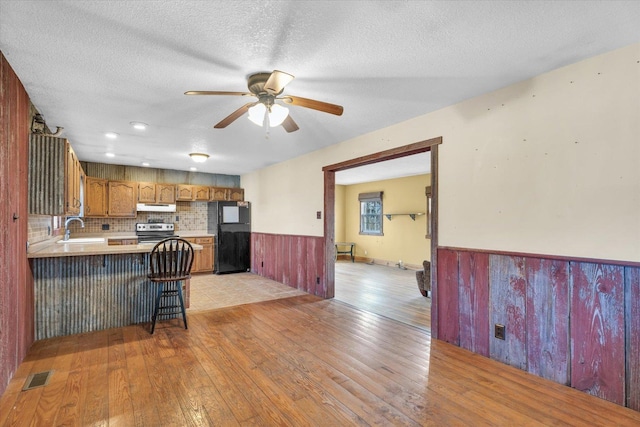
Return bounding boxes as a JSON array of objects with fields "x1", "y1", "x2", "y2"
[
  {"x1": 189, "y1": 152, "x2": 209, "y2": 163},
  {"x1": 142, "y1": 162, "x2": 150, "y2": 167},
  {"x1": 105, "y1": 153, "x2": 115, "y2": 158},
  {"x1": 130, "y1": 121, "x2": 148, "y2": 130},
  {"x1": 105, "y1": 132, "x2": 119, "y2": 139}
]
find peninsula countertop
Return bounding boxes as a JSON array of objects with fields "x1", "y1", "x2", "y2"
[{"x1": 27, "y1": 232, "x2": 209, "y2": 259}]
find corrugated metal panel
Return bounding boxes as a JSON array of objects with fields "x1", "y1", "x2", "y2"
[
  {"x1": 82, "y1": 161, "x2": 240, "y2": 187},
  {"x1": 32, "y1": 253, "x2": 180, "y2": 339},
  {"x1": 28, "y1": 135, "x2": 65, "y2": 215}
]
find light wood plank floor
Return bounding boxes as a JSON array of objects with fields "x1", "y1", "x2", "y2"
[
  {"x1": 335, "y1": 261, "x2": 431, "y2": 331},
  {"x1": 2, "y1": 294, "x2": 639, "y2": 426}
]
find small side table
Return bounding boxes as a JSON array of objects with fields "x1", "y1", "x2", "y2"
[{"x1": 335, "y1": 242, "x2": 355, "y2": 262}]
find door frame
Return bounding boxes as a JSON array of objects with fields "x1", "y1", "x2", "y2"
[{"x1": 322, "y1": 136, "x2": 441, "y2": 336}]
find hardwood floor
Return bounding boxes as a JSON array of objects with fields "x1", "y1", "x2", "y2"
[
  {"x1": 2, "y1": 292, "x2": 639, "y2": 426},
  {"x1": 335, "y1": 261, "x2": 430, "y2": 331}
]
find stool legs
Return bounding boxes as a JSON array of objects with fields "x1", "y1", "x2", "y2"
[{"x1": 150, "y1": 281, "x2": 188, "y2": 334}]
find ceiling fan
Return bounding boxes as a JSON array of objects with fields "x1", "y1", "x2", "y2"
[{"x1": 185, "y1": 70, "x2": 343, "y2": 133}]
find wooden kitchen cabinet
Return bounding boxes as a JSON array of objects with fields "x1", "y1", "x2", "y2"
[
  {"x1": 228, "y1": 188, "x2": 244, "y2": 201},
  {"x1": 176, "y1": 184, "x2": 194, "y2": 201},
  {"x1": 209, "y1": 187, "x2": 228, "y2": 201},
  {"x1": 138, "y1": 182, "x2": 156, "y2": 203},
  {"x1": 184, "y1": 236, "x2": 214, "y2": 273},
  {"x1": 210, "y1": 186, "x2": 244, "y2": 201},
  {"x1": 138, "y1": 182, "x2": 176, "y2": 204},
  {"x1": 85, "y1": 177, "x2": 108, "y2": 217},
  {"x1": 193, "y1": 186, "x2": 209, "y2": 201},
  {"x1": 28, "y1": 135, "x2": 85, "y2": 216},
  {"x1": 65, "y1": 143, "x2": 84, "y2": 216},
  {"x1": 156, "y1": 183, "x2": 176, "y2": 203},
  {"x1": 108, "y1": 181, "x2": 137, "y2": 217}
]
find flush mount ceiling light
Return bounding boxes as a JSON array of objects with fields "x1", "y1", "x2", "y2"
[
  {"x1": 105, "y1": 152, "x2": 115, "y2": 158},
  {"x1": 141, "y1": 162, "x2": 150, "y2": 167},
  {"x1": 104, "y1": 131, "x2": 119, "y2": 139},
  {"x1": 189, "y1": 153, "x2": 209, "y2": 163},
  {"x1": 130, "y1": 121, "x2": 148, "y2": 130}
]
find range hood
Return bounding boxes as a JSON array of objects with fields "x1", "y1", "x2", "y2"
[{"x1": 136, "y1": 203, "x2": 176, "y2": 213}]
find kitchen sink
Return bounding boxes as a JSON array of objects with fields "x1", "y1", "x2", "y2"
[{"x1": 57, "y1": 237, "x2": 105, "y2": 244}]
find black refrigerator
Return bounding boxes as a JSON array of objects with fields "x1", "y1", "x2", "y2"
[{"x1": 207, "y1": 201, "x2": 251, "y2": 274}]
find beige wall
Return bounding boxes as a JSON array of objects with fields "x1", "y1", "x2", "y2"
[
  {"x1": 335, "y1": 184, "x2": 346, "y2": 242},
  {"x1": 340, "y1": 175, "x2": 430, "y2": 266},
  {"x1": 243, "y1": 43, "x2": 640, "y2": 263}
]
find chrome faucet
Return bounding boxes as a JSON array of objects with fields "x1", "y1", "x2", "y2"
[{"x1": 63, "y1": 217, "x2": 85, "y2": 241}]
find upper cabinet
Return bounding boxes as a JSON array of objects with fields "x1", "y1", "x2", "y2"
[
  {"x1": 176, "y1": 184, "x2": 194, "y2": 201},
  {"x1": 29, "y1": 135, "x2": 85, "y2": 216},
  {"x1": 139, "y1": 182, "x2": 176, "y2": 204},
  {"x1": 138, "y1": 182, "x2": 156, "y2": 203},
  {"x1": 156, "y1": 183, "x2": 176, "y2": 204},
  {"x1": 193, "y1": 185, "x2": 209, "y2": 201},
  {"x1": 108, "y1": 181, "x2": 137, "y2": 217},
  {"x1": 209, "y1": 186, "x2": 244, "y2": 201},
  {"x1": 85, "y1": 177, "x2": 108, "y2": 217}
]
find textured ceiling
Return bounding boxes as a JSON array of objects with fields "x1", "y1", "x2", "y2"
[{"x1": 1, "y1": 1, "x2": 639, "y2": 179}]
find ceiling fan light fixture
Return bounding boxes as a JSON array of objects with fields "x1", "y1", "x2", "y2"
[
  {"x1": 247, "y1": 103, "x2": 267, "y2": 126},
  {"x1": 189, "y1": 152, "x2": 209, "y2": 163},
  {"x1": 268, "y1": 103, "x2": 289, "y2": 126}
]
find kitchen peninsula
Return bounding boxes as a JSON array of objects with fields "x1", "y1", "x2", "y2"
[{"x1": 28, "y1": 237, "x2": 203, "y2": 339}]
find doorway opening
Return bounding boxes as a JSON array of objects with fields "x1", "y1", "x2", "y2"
[{"x1": 322, "y1": 137, "x2": 441, "y2": 331}]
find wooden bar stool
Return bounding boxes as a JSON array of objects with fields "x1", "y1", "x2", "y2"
[{"x1": 148, "y1": 238, "x2": 194, "y2": 334}]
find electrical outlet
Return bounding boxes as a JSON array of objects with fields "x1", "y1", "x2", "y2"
[
  {"x1": 175, "y1": 215, "x2": 179, "y2": 221},
  {"x1": 102, "y1": 224, "x2": 110, "y2": 231},
  {"x1": 494, "y1": 324, "x2": 506, "y2": 340},
  {"x1": 316, "y1": 211, "x2": 322, "y2": 219}
]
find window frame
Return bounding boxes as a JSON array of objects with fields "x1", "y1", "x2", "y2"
[{"x1": 358, "y1": 191, "x2": 384, "y2": 236}]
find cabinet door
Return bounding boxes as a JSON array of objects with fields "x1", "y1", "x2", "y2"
[
  {"x1": 196, "y1": 237, "x2": 214, "y2": 272},
  {"x1": 229, "y1": 188, "x2": 244, "y2": 201},
  {"x1": 108, "y1": 181, "x2": 137, "y2": 217},
  {"x1": 138, "y1": 182, "x2": 156, "y2": 203},
  {"x1": 194, "y1": 186, "x2": 209, "y2": 201},
  {"x1": 85, "y1": 177, "x2": 108, "y2": 217},
  {"x1": 156, "y1": 184, "x2": 176, "y2": 203},
  {"x1": 176, "y1": 185, "x2": 194, "y2": 201},
  {"x1": 65, "y1": 143, "x2": 82, "y2": 215},
  {"x1": 210, "y1": 187, "x2": 228, "y2": 201},
  {"x1": 183, "y1": 237, "x2": 200, "y2": 272}
]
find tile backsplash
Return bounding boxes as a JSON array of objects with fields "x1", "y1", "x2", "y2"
[{"x1": 28, "y1": 202, "x2": 209, "y2": 244}]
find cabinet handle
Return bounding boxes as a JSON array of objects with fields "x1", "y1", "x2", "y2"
[{"x1": 13, "y1": 213, "x2": 19, "y2": 221}]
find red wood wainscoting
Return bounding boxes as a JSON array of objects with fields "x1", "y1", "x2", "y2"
[
  {"x1": 436, "y1": 247, "x2": 640, "y2": 411},
  {"x1": 0, "y1": 52, "x2": 33, "y2": 396},
  {"x1": 251, "y1": 233, "x2": 327, "y2": 298}
]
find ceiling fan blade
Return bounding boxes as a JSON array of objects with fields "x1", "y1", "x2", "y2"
[
  {"x1": 281, "y1": 95, "x2": 343, "y2": 116},
  {"x1": 214, "y1": 102, "x2": 255, "y2": 128},
  {"x1": 185, "y1": 91, "x2": 252, "y2": 96},
  {"x1": 264, "y1": 70, "x2": 295, "y2": 95},
  {"x1": 282, "y1": 115, "x2": 299, "y2": 133}
]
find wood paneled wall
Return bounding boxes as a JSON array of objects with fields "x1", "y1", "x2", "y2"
[
  {"x1": 436, "y1": 247, "x2": 640, "y2": 410},
  {"x1": 251, "y1": 233, "x2": 327, "y2": 298},
  {"x1": 0, "y1": 51, "x2": 32, "y2": 396}
]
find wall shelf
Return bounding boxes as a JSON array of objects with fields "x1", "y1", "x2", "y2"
[{"x1": 384, "y1": 213, "x2": 424, "y2": 221}]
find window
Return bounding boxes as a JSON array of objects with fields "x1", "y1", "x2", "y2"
[{"x1": 359, "y1": 191, "x2": 383, "y2": 235}]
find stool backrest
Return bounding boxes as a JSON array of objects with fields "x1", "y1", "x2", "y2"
[{"x1": 149, "y1": 238, "x2": 194, "y2": 280}]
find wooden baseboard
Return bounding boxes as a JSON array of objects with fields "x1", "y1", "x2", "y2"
[{"x1": 336, "y1": 255, "x2": 420, "y2": 271}]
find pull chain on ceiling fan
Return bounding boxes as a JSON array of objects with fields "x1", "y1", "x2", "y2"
[{"x1": 185, "y1": 70, "x2": 343, "y2": 133}]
